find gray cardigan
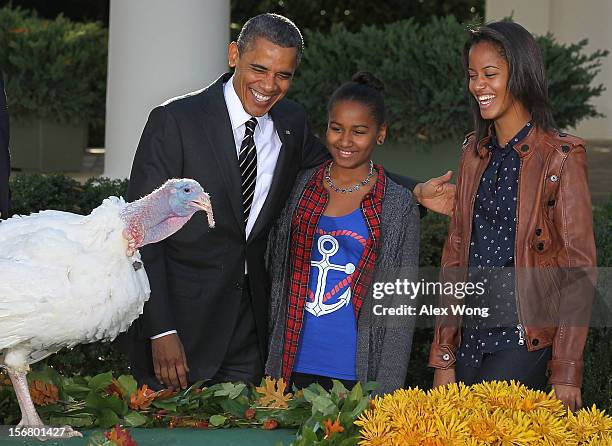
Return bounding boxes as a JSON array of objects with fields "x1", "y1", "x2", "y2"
[{"x1": 265, "y1": 167, "x2": 420, "y2": 395}]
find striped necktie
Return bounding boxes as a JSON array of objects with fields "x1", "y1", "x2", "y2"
[{"x1": 239, "y1": 117, "x2": 258, "y2": 225}]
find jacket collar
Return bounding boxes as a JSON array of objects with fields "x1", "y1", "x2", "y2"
[{"x1": 476, "y1": 122, "x2": 536, "y2": 159}]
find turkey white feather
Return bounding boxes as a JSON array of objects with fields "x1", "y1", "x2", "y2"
[{"x1": 0, "y1": 178, "x2": 214, "y2": 440}]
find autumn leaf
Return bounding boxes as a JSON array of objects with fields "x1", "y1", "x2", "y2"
[
  {"x1": 129, "y1": 384, "x2": 155, "y2": 410},
  {"x1": 255, "y1": 377, "x2": 293, "y2": 409},
  {"x1": 153, "y1": 388, "x2": 177, "y2": 400},
  {"x1": 323, "y1": 417, "x2": 345, "y2": 439},
  {"x1": 104, "y1": 425, "x2": 137, "y2": 446},
  {"x1": 105, "y1": 379, "x2": 124, "y2": 399},
  {"x1": 29, "y1": 380, "x2": 59, "y2": 406}
]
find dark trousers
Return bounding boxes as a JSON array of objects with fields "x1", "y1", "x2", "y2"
[
  {"x1": 208, "y1": 275, "x2": 263, "y2": 385},
  {"x1": 290, "y1": 372, "x2": 357, "y2": 392},
  {"x1": 455, "y1": 346, "x2": 552, "y2": 391}
]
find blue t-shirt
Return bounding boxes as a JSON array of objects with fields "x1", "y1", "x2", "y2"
[{"x1": 294, "y1": 207, "x2": 369, "y2": 380}]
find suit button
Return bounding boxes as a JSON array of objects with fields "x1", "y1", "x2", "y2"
[
  {"x1": 532, "y1": 338, "x2": 540, "y2": 346},
  {"x1": 535, "y1": 228, "x2": 542, "y2": 236},
  {"x1": 234, "y1": 281, "x2": 242, "y2": 290},
  {"x1": 442, "y1": 353, "x2": 450, "y2": 361},
  {"x1": 561, "y1": 145, "x2": 570, "y2": 153},
  {"x1": 537, "y1": 242, "x2": 545, "y2": 251},
  {"x1": 521, "y1": 144, "x2": 529, "y2": 152}
]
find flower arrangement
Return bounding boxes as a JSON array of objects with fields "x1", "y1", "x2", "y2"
[
  {"x1": 356, "y1": 381, "x2": 612, "y2": 445},
  {"x1": 2, "y1": 369, "x2": 611, "y2": 445}
]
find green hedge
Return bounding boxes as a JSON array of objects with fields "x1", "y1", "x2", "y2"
[
  {"x1": 0, "y1": 6, "x2": 107, "y2": 124},
  {"x1": 6, "y1": 174, "x2": 611, "y2": 410},
  {"x1": 290, "y1": 16, "x2": 608, "y2": 142}
]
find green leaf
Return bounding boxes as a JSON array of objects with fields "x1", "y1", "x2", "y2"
[
  {"x1": 348, "y1": 382, "x2": 363, "y2": 402},
  {"x1": 97, "y1": 407, "x2": 120, "y2": 429},
  {"x1": 362, "y1": 382, "x2": 378, "y2": 394},
  {"x1": 117, "y1": 375, "x2": 137, "y2": 397},
  {"x1": 220, "y1": 398, "x2": 248, "y2": 418},
  {"x1": 86, "y1": 432, "x2": 109, "y2": 446},
  {"x1": 49, "y1": 414, "x2": 94, "y2": 428},
  {"x1": 311, "y1": 395, "x2": 337, "y2": 416},
  {"x1": 331, "y1": 380, "x2": 349, "y2": 398},
  {"x1": 152, "y1": 400, "x2": 177, "y2": 412},
  {"x1": 85, "y1": 392, "x2": 127, "y2": 416},
  {"x1": 209, "y1": 414, "x2": 227, "y2": 427},
  {"x1": 339, "y1": 435, "x2": 361, "y2": 446},
  {"x1": 350, "y1": 397, "x2": 370, "y2": 418},
  {"x1": 62, "y1": 383, "x2": 91, "y2": 399},
  {"x1": 229, "y1": 382, "x2": 247, "y2": 399},
  {"x1": 87, "y1": 372, "x2": 114, "y2": 392},
  {"x1": 28, "y1": 366, "x2": 62, "y2": 387},
  {"x1": 123, "y1": 411, "x2": 148, "y2": 427},
  {"x1": 302, "y1": 388, "x2": 319, "y2": 404}
]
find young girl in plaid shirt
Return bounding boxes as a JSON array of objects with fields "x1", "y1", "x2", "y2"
[{"x1": 265, "y1": 72, "x2": 420, "y2": 394}]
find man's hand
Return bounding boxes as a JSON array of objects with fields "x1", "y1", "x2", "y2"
[
  {"x1": 413, "y1": 170, "x2": 455, "y2": 217},
  {"x1": 553, "y1": 384, "x2": 582, "y2": 411},
  {"x1": 151, "y1": 333, "x2": 190, "y2": 390},
  {"x1": 433, "y1": 368, "x2": 456, "y2": 388}
]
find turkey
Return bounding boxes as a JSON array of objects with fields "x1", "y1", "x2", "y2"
[{"x1": 0, "y1": 178, "x2": 215, "y2": 439}]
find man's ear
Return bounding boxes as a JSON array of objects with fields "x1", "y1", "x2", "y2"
[{"x1": 228, "y1": 42, "x2": 239, "y2": 68}]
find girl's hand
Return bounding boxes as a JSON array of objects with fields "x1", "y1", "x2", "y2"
[
  {"x1": 414, "y1": 170, "x2": 455, "y2": 216},
  {"x1": 553, "y1": 384, "x2": 582, "y2": 411}
]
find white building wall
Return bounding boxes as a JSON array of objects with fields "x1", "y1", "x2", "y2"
[
  {"x1": 486, "y1": 0, "x2": 612, "y2": 141},
  {"x1": 104, "y1": 0, "x2": 230, "y2": 179}
]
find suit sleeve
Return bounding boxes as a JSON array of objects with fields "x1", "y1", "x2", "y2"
[
  {"x1": 128, "y1": 106, "x2": 182, "y2": 338},
  {"x1": 300, "y1": 115, "x2": 330, "y2": 169}
]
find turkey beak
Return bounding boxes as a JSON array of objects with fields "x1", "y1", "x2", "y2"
[{"x1": 190, "y1": 193, "x2": 215, "y2": 228}]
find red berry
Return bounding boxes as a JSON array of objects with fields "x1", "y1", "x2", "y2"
[
  {"x1": 244, "y1": 408, "x2": 256, "y2": 420},
  {"x1": 262, "y1": 419, "x2": 279, "y2": 430}
]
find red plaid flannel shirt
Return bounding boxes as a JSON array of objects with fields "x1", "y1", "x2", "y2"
[{"x1": 281, "y1": 161, "x2": 386, "y2": 381}]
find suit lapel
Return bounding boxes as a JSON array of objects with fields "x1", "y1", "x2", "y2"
[
  {"x1": 200, "y1": 73, "x2": 245, "y2": 234},
  {"x1": 248, "y1": 109, "x2": 294, "y2": 243}
]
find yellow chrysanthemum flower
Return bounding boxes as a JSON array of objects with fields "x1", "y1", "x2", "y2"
[{"x1": 357, "y1": 381, "x2": 612, "y2": 445}]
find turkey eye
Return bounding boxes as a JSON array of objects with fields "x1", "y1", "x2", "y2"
[{"x1": 183, "y1": 188, "x2": 191, "y2": 193}]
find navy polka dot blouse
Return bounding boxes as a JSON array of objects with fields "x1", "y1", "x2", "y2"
[{"x1": 460, "y1": 122, "x2": 533, "y2": 367}]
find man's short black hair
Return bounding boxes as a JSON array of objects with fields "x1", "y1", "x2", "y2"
[{"x1": 237, "y1": 13, "x2": 304, "y2": 64}]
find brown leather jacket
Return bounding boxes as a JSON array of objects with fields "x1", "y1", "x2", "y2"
[{"x1": 428, "y1": 126, "x2": 596, "y2": 388}]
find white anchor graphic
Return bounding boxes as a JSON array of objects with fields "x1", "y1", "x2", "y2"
[{"x1": 306, "y1": 234, "x2": 355, "y2": 317}]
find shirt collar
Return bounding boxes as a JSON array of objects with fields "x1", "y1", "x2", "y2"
[
  {"x1": 307, "y1": 160, "x2": 387, "y2": 203},
  {"x1": 223, "y1": 74, "x2": 271, "y2": 131},
  {"x1": 488, "y1": 121, "x2": 533, "y2": 152}
]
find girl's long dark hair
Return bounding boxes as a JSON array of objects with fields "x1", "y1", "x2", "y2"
[{"x1": 464, "y1": 21, "x2": 556, "y2": 143}]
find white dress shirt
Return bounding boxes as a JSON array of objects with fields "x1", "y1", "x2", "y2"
[
  {"x1": 224, "y1": 75, "x2": 282, "y2": 238},
  {"x1": 151, "y1": 76, "x2": 282, "y2": 340}
]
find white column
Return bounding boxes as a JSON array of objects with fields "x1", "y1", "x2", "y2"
[
  {"x1": 104, "y1": 0, "x2": 230, "y2": 179},
  {"x1": 485, "y1": 0, "x2": 551, "y2": 36},
  {"x1": 486, "y1": 0, "x2": 612, "y2": 140}
]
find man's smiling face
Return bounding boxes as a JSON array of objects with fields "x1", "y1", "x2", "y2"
[{"x1": 228, "y1": 37, "x2": 298, "y2": 117}]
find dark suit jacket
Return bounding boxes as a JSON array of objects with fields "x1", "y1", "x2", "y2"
[
  {"x1": 124, "y1": 73, "x2": 419, "y2": 383},
  {"x1": 124, "y1": 73, "x2": 328, "y2": 381},
  {"x1": 0, "y1": 76, "x2": 9, "y2": 218}
]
